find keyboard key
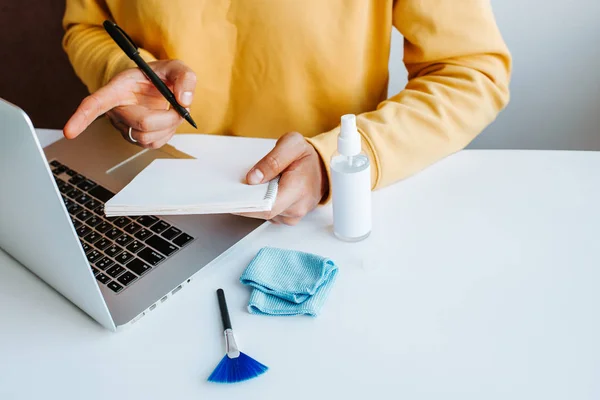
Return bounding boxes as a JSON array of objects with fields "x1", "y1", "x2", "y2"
[
  {"x1": 126, "y1": 240, "x2": 145, "y2": 253},
  {"x1": 161, "y1": 226, "x2": 182, "y2": 240},
  {"x1": 86, "y1": 250, "x2": 102, "y2": 263},
  {"x1": 77, "y1": 179, "x2": 96, "y2": 191},
  {"x1": 80, "y1": 240, "x2": 91, "y2": 253},
  {"x1": 75, "y1": 209, "x2": 93, "y2": 222},
  {"x1": 173, "y1": 233, "x2": 194, "y2": 247},
  {"x1": 107, "y1": 281, "x2": 123, "y2": 293},
  {"x1": 115, "y1": 251, "x2": 134, "y2": 264},
  {"x1": 126, "y1": 258, "x2": 151, "y2": 276},
  {"x1": 105, "y1": 244, "x2": 123, "y2": 258},
  {"x1": 117, "y1": 271, "x2": 137, "y2": 286},
  {"x1": 150, "y1": 220, "x2": 170, "y2": 234},
  {"x1": 146, "y1": 235, "x2": 178, "y2": 256},
  {"x1": 63, "y1": 198, "x2": 73, "y2": 207},
  {"x1": 68, "y1": 174, "x2": 85, "y2": 185},
  {"x1": 114, "y1": 217, "x2": 131, "y2": 228},
  {"x1": 52, "y1": 165, "x2": 66, "y2": 175},
  {"x1": 105, "y1": 228, "x2": 122, "y2": 240},
  {"x1": 76, "y1": 225, "x2": 92, "y2": 237},
  {"x1": 115, "y1": 233, "x2": 134, "y2": 247},
  {"x1": 138, "y1": 248, "x2": 165, "y2": 266},
  {"x1": 94, "y1": 238, "x2": 111, "y2": 251},
  {"x1": 93, "y1": 205, "x2": 105, "y2": 216},
  {"x1": 67, "y1": 203, "x2": 82, "y2": 215},
  {"x1": 86, "y1": 215, "x2": 102, "y2": 228},
  {"x1": 66, "y1": 169, "x2": 76, "y2": 177},
  {"x1": 123, "y1": 222, "x2": 142, "y2": 235},
  {"x1": 137, "y1": 215, "x2": 158, "y2": 227},
  {"x1": 73, "y1": 220, "x2": 82, "y2": 229},
  {"x1": 106, "y1": 264, "x2": 125, "y2": 278},
  {"x1": 53, "y1": 165, "x2": 68, "y2": 175},
  {"x1": 95, "y1": 257, "x2": 114, "y2": 271},
  {"x1": 96, "y1": 221, "x2": 111, "y2": 234},
  {"x1": 88, "y1": 185, "x2": 115, "y2": 202},
  {"x1": 134, "y1": 228, "x2": 153, "y2": 240},
  {"x1": 86, "y1": 198, "x2": 100, "y2": 211},
  {"x1": 67, "y1": 188, "x2": 83, "y2": 200},
  {"x1": 59, "y1": 183, "x2": 74, "y2": 194},
  {"x1": 49, "y1": 160, "x2": 61, "y2": 168},
  {"x1": 84, "y1": 231, "x2": 102, "y2": 244},
  {"x1": 75, "y1": 193, "x2": 92, "y2": 205},
  {"x1": 91, "y1": 267, "x2": 101, "y2": 276},
  {"x1": 96, "y1": 273, "x2": 110, "y2": 284}
]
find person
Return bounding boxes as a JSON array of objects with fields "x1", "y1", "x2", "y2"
[{"x1": 62, "y1": 1, "x2": 511, "y2": 226}]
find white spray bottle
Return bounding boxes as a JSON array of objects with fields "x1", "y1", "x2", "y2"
[{"x1": 330, "y1": 114, "x2": 372, "y2": 241}]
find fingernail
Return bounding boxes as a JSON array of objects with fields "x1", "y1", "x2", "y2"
[
  {"x1": 248, "y1": 169, "x2": 264, "y2": 184},
  {"x1": 181, "y1": 91, "x2": 193, "y2": 106}
]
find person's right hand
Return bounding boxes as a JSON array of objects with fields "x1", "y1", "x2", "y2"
[{"x1": 63, "y1": 60, "x2": 197, "y2": 148}]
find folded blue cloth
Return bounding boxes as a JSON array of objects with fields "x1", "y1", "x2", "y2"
[{"x1": 239, "y1": 247, "x2": 338, "y2": 317}]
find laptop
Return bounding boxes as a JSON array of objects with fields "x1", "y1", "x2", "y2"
[{"x1": 0, "y1": 98, "x2": 264, "y2": 331}]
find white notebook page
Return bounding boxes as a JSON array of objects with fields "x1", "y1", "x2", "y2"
[{"x1": 105, "y1": 134, "x2": 278, "y2": 215}]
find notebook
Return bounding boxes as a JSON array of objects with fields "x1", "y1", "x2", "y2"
[{"x1": 104, "y1": 135, "x2": 279, "y2": 217}]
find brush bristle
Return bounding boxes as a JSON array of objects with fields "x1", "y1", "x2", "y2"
[{"x1": 208, "y1": 352, "x2": 268, "y2": 384}]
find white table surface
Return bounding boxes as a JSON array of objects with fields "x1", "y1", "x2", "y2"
[{"x1": 1, "y1": 129, "x2": 599, "y2": 400}]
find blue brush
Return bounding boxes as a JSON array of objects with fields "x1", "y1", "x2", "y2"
[{"x1": 208, "y1": 289, "x2": 268, "y2": 384}]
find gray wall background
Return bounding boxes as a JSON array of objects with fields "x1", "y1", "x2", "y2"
[{"x1": 388, "y1": 1, "x2": 600, "y2": 151}]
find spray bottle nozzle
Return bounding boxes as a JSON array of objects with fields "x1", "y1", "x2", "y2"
[
  {"x1": 340, "y1": 114, "x2": 357, "y2": 138},
  {"x1": 338, "y1": 114, "x2": 360, "y2": 156}
]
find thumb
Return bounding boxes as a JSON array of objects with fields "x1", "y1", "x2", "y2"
[
  {"x1": 247, "y1": 132, "x2": 307, "y2": 184},
  {"x1": 156, "y1": 60, "x2": 197, "y2": 107}
]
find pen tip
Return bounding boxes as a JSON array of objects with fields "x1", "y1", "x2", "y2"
[{"x1": 185, "y1": 115, "x2": 198, "y2": 129}]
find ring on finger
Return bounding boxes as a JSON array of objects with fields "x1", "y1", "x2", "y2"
[{"x1": 128, "y1": 126, "x2": 137, "y2": 143}]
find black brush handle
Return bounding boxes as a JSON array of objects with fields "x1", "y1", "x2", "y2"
[{"x1": 216, "y1": 288, "x2": 232, "y2": 331}]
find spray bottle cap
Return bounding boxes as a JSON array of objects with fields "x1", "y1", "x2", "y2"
[{"x1": 338, "y1": 114, "x2": 361, "y2": 156}]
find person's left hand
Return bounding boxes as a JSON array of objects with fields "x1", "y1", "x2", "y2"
[{"x1": 238, "y1": 132, "x2": 328, "y2": 225}]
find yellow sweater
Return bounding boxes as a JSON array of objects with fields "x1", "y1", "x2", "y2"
[{"x1": 63, "y1": 0, "x2": 511, "y2": 194}]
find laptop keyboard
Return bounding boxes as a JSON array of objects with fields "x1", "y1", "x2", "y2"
[{"x1": 49, "y1": 160, "x2": 195, "y2": 294}]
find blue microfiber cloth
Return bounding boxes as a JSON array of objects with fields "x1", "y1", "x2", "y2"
[{"x1": 239, "y1": 247, "x2": 338, "y2": 317}]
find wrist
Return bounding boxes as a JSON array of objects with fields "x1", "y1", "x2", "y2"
[{"x1": 316, "y1": 148, "x2": 330, "y2": 202}]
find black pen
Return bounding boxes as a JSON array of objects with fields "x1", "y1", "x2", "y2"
[{"x1": 103, "y1": 20, "x2": 197, "y2": 129}]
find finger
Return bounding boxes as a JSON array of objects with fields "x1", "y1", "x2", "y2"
[
  {"x1": 278, "y1": 199, "x2": 314, "y2": 220},
  {"x1": 109, "y1": 117, "x2": 173, "y2": 148},
  {"x1": 145, "y1": 132, "x2": 176, "y2": 149},
  {"x1": 152, "y1": 60, "x2": 197, "y2": 107},
  {"x1": 246, "y1": 132, "x2": 308, "y2": 185},
  {"x1": 113, "y1": 105, "x2": 183, "y2": 132},
  {"x1": 109, "y1": 118, "x2": 142, "y2": 146},
  {"x1": 63, "y1": 80, "x2": 133, "y2": 139},
  {"x1": 134, "y1": 128, "x2": 176, "y2": 148},
  {"x1": 271, "y1": 215, "x2": 302, "y2": 226},
  {"x1": 237, "y1": 171, "x2": 304, "y2": 220}
]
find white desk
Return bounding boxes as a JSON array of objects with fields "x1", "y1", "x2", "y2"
[{"x1": 1, "y1": 130, "x2": 599, "y2": 400}]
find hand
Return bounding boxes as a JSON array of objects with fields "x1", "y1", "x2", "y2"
[
  {"x1": 63, "y1": 60, "x2": 197, "y2": 148},
  {"x1": 239, "y1": 132, "x2": 328, "y2": 225}
]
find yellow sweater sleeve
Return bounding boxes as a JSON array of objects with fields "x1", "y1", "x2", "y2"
[
  {"x1": 62, "y1": 0, "x2": 156, "y2": 93},
  {"x1": 308, "y1": 0, "x2": 511, "y2": 201}
]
